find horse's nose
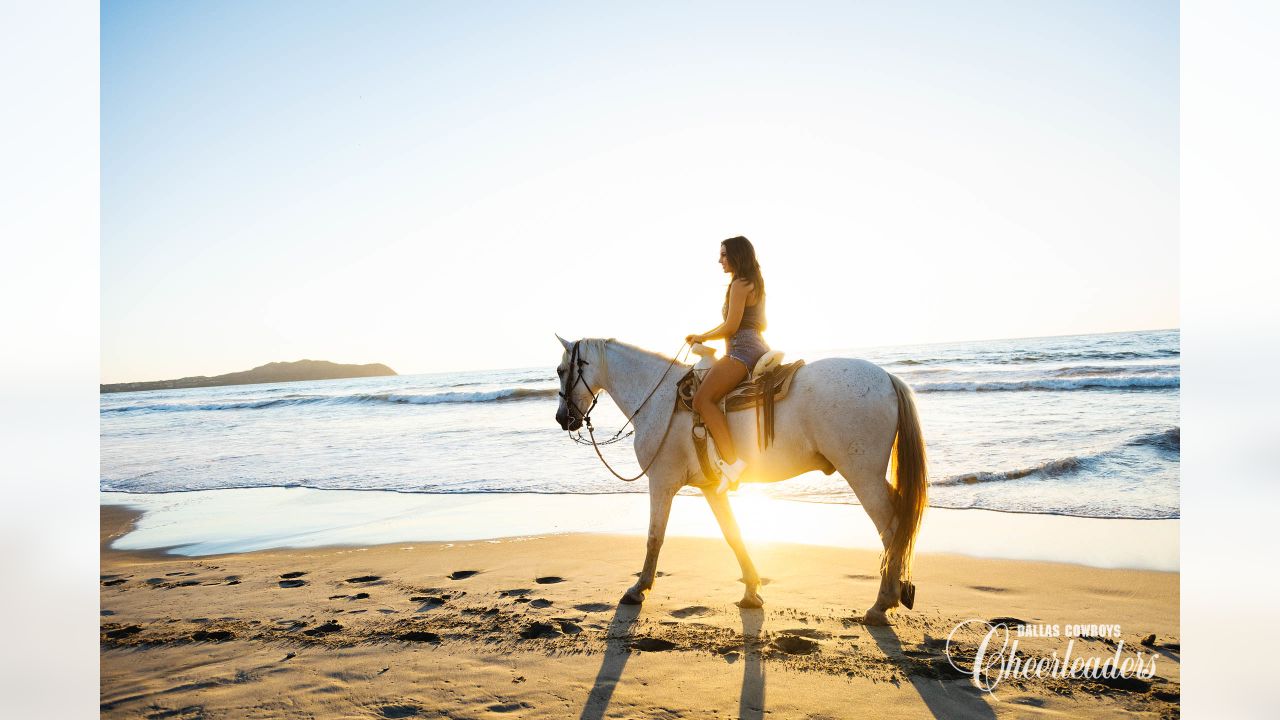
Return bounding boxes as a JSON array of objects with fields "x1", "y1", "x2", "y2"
[{"x1": 555, "y1": 408, "x2": 568, "y2": 430}]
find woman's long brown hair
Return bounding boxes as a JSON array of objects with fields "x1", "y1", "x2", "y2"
[{"x1": 721, "y1": 236, "x2": 766, "y2": 326}]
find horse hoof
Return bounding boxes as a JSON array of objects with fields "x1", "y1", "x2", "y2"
[
  {"x1": 900, "y1": 581, "x2": 916, "y2": 610},
  {"x1": 863, "y1": 607, "x2": 891, "y2": 626},
  {"x1": 736, "y1": 593, "x2": 764, "y2": 609},
  {"x1": 620, "y1": 588, "x2": 647, "y2": 605}
]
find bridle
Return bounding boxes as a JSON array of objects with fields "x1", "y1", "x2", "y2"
[
  {"x1": 559, "y1": 339, "x2": 689, "y2": 482},
  {"x1": 558, "y1": 340, "x2": 601, "y2": 430}
]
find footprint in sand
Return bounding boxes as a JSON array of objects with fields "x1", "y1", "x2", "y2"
[
  {"x1": 191, "y1": 630, "x2": 234, "y2": 642},
  {"x1": 534, "y1": 576, "x2": 563, "y2": 585},
  {"x1": 397, "y1": 630, "x2": 441, "y2": 643},
  {"x1": 102, "y1": 578, "x2": 127, "y2": 587},
  {"x1": 449, "y1": 570, "x2": 480, "y2": 580},
  {"x1": 574, "y1": 602, "x2": 613, "y2": 613},
  {"x1": 351, "y1": 592, "x2": 370, "y2": 600},
  {"x1": 280, "y1": 571, "x2": 307, "y2": 579},
  {"x1": 520, "y1": 622, "x2": 562, "y2": 640},
  {"x1": 499, "y1": 588, "x2": 531, "y2": 598},
  {"x1": 487, "y1": 702, "x2": 534, "y2": 713},
  {"x1": 631, "y1": 637, "x2": 676, "y2": 652},
  {"x1": 104, "y1": 625, "x2": 142, "y2": 640},
  {"x1": 780, "y1": 628, "x2": 832, "y2": 640},
  {"x1": 346, "y1": 575, "x2": 381, "y2": 584},
  {"x1": 670, "y1": 606, "x2": 713, "y2": 619},
  {"x1": 771, "y1": 635, "x2": 821, "y2": 655},
  {"x1": 529, "y1": 599, "x2": 553, "y2": 609},
  {"x1": 279, "y1": 579, "x2": 307, "y2": 588},
  {"x1": 377, "y1": 703, "x2": 423, "y2": 718},
  {"x1": 302, "y1": 621, "x2": 343, "y2": 636},
  {"x1": 969, "y1": 585, "x2": 1007, "y2": 593}
]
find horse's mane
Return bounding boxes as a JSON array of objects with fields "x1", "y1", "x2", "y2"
[{"x1": 596, "y1": 338, "x2": 691, "y2": 368}]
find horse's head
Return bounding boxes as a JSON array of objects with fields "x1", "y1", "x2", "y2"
[{"x1": 555, "y1": 335, "x2": 605, "y2": 432}]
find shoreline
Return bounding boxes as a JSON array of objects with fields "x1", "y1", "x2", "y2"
[
  {"x1": 101, "y1": 506, "x2": 1181, "y2": 718},
  {"x1": 101, "y1": 487, "x2": 1179, "y2": 571}
]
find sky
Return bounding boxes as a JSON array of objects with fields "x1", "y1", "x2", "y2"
[{"x1": 101, "y1": 0, "x2": 1178, "y2": 383}]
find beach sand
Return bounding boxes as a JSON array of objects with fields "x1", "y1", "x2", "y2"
[{"x1": 101, "y1": 506, "x2": 1179, "y2": 719}]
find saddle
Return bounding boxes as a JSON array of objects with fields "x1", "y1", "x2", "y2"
[{"x1": 677, "y1": 349, "x2": 805, "y2": 488}]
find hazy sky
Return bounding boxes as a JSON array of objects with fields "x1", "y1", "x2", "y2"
[{"x1": 102, "y1": 0, "x2": 1177, "y2": 383}]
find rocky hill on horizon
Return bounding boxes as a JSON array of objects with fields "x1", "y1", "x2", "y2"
[{"x1": 100, "y1": 359, "x2": 397, "y2": 393}]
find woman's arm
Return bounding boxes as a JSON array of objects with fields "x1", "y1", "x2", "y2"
[{"x1": 687, "y1": 280, "x2": 752, "y2": 343}]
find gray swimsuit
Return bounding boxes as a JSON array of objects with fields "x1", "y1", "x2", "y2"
[{"x1": 723, "y1": 294, "x2": 769, "y2": 371}]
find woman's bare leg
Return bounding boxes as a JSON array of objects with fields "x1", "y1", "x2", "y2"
[{"x1": 692, "y1": 356, "x2": 749, "y2": 464}]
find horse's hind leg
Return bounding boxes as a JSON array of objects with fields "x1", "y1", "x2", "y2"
[{"x1": 837, "y1": 460, "x2": 903, "y2": 625}]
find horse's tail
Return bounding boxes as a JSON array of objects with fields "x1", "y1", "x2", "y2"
[{"x1": 883, "y1": 374, "x2": 928, "y2": 584}]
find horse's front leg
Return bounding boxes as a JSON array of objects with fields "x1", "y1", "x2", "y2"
[
  {"x1": 701, "y1": 487, "x2": 763, "y2": 608},
  {"x1": 620, "y1": 484, "x2": 678, "y2": 605}
]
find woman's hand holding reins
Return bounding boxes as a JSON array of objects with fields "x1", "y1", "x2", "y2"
[{"x1": 686, "y1": 333, "x2": 706, "y2": 344}]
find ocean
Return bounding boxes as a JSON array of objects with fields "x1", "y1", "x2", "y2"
[{"x1": 101, "y1": 329, "x2": 1179, "y2": 520}]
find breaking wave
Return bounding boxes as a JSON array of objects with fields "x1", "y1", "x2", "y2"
[
  {"x1": 888, "y1": 348, "x2": 1179, "y2": 366},
  {"x1": 912, "y1": 376, "x2": 1178, "y2": 393},
  {"x1": 101, "y1": 387, "x2": 559, "y2": 414},
  {"x1": 933, "y1": 427, "x2": 1180, "y2": 487},
  {"x1": 935, "y1": 456, "x2": 1090, "y2": 487},
  {"x1": 1126, "y1": 427, "x2": 1180, "y2": 453}
]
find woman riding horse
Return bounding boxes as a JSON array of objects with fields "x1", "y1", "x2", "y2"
[{"x1": 685, "y1": 236, "x2": 770, "y2": 493}]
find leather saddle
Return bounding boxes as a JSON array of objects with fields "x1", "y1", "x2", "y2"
[
  {"x1": 677, "y1": 350, "x2": 805, "y2": 470},
  {"x1": 676, "y1": 354, "x2": 805, "y2": 415}
]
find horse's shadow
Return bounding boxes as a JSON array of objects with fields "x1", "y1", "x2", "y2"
[
  {"x1": 865, "y1": 624, "x2": 996, "y2": 720},
  {"x1": 738, "y1": 608, "x2": 766, "y2": 720},
  {"x1": 579, "y1": 604, "x2": 768, "y2": 720},
  {"x1": 578, "y1": 603, "x2": 642, "y2": 720},
  {"x1": 577, "y1": 604, "x2": 998, "y2": 719}
]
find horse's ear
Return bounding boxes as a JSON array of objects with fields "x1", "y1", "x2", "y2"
[{"x1": 556, "y1": 334, "x2": 572, "y2": 350}]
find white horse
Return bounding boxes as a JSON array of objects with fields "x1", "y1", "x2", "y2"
[{"x1": 554, "y1": 337, "x2": 929, "y2": 625}]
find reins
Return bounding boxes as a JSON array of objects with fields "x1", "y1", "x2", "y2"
[{"x1": 561, "y1": 340, "x2": 690, "y2": 482}]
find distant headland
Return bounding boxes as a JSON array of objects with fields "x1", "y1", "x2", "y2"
[{"x1": 100, "y1": 360, "x2": 398, "y2": 394}]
